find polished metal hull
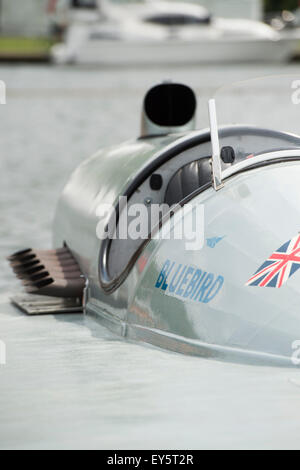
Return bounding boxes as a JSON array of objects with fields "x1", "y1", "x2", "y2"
[{"x1": 52, "y1": 125, "x2": 300, "y2": 365}]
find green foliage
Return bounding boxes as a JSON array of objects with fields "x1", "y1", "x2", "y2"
[
  {"x1": 264, "y1": 0, "x2": 299, "y2": 12},
  {"x1": 0, "y1": 37, "x2": 55, "y2": 58}
]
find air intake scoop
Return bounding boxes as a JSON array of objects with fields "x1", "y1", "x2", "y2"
[{"x1": 141, "y1": 82, "x2": 197, "y2": 137}]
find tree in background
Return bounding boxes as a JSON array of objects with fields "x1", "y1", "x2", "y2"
[{"x1": 264, "y1": 0, "x2": 299, "y2": 12}]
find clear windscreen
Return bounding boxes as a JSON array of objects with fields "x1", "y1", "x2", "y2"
[{"x1": 214, "y1": 74, "x2": 300, "y2": 164}]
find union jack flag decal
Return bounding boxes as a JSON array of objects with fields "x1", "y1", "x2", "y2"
[{"x1": 246, "y1": 234, "x2": 300, "y2": 288}]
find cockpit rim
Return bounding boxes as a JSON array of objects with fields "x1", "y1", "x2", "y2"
[{"x1": 99, "y1": 125, "x2": 300, "y2": 294}]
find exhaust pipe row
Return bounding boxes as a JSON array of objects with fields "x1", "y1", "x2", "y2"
[{"x1": 8, "y1": 248, "x2": 85, "y2": 299}]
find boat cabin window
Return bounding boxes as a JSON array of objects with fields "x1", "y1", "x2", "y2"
[
  {"x1": 144, "y1": 13, "x2": 211, "y2": 27},
  {"x1": 71, "y1": 0, "x2": 97, "y2": 9}
]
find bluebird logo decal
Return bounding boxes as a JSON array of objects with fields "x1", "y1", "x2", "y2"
[
  {"x1": 246, "y1": 234, "x2": 300, "y2": 288},
  {"x1": 206, "y1": 236, "x2": 225, "y2": 248},
  {"x1": 155, "y1": 259, "x2": 224, "y2": 304}
]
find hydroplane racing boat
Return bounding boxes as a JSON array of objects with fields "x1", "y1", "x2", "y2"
[{"x1": 9, "y1": 75, "x2": 300, "y2": 366}]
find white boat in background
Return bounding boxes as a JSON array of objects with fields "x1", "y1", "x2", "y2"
[{"x1": 50, "y1": 0, "x2": 300, "y2": 65}]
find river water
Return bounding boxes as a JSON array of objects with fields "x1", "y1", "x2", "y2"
[{"x1": 2, "y1": 63, "x2": 300, "y2": 450}]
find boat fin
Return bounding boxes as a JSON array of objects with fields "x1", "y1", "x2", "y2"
[
  {"x1": 10, "y1": 294, "x2": 83, "y2": 316},
  {"x1": 8, "y1": 247, "x2": 85, "y2": 299}
]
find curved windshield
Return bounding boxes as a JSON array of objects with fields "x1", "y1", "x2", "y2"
[{"x1": 214, "y1": 74, "x2": 300, "y2": 164}]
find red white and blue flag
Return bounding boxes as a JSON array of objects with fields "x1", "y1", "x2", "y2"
[{"x1": 246, "y1": 234, "x2": 300, "y2": 288}]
